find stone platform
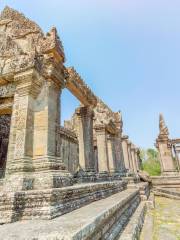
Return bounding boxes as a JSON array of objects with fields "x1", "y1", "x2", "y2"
[
  {"x1": 0, "y1": 188, "x2": 141, "y2": 240},
  {"x1": 151, "y1": 175, "x2": 180, "y2": 189},
  {"x1": 0, "y1": 180, "x2": 127, "y2": 224},
  {"x1": 153, "y1": 187, "x2": 180, "y2": 200}
]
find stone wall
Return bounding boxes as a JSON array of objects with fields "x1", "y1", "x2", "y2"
[{"x1": 58, "y1": 127, "x2": 79, "y2": 174}]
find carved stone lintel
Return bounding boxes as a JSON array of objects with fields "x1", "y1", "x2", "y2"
[{"x1": 66, "y1": 67, "x2": 97, "y2": 107}]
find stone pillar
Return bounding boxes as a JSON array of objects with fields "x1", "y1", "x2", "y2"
[
  {"x1": 127, "y1": 141, "x2": 133, "y2": 173},
  {"x1": 156, "y1": 114, "x2": 177, "y2": 175},
  {"x1": 114, "y1": 133, "x2": 126, "y2": 175},
  {"x1": 107, "y1": 134, "x2": 116, "y2": 173},
  {"x1": 122, "y1": 135, "x2": 130, "y2": 172},
  {"x1": 174, "y1": 146, "x2": 180, "y2": 171},
  {"x1": 156, "y1": 139, "x2": 176, "y2": 175},
  {"x1": 4, "y1": 69, "x2": 72, "y2": 191},
  {"x1": 76, "y1": 106, "x2": 95, "y2": 173},
  {"x1": 135, "y1": 148, "x2": 141, "y2": 171},
  {"x1": 95, "y1": 124, "x2": 109, "y2": 175},
  {"x1": 113, "y1": 112, "x2": 126, "y2": 176},
  {"x1": 130, "y1": 145, "x2": 137, "y2": 173},
  {"x1": 32, "y1": 79, "x2": 72, "y2": 189},
  {"x1": 5, "y1": 70, "x2": 38, "y2": 188}
]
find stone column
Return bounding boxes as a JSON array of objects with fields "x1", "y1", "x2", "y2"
[
  {"x1": 135, "y1": 148, "x2": 141, "y2": 171},
  {"x1": 156, "y1": 114, "x2": 177, "y2": 175},
  {"x1": 156, "y1": 139, "x2": 176, "y2": 175},
  {"x1": 114, "y1": 133, "x2": 126, "y2": 175},
  {"x1": 33, "y1": 80, "x2": 72, "y2": 189},
  {"x1": 175, "y1": 146, "x2": 180, "y2": 171},
  {"x1": 107, "y1": 134, "x2": 116, "y2": 173},
  {"x1": 76, "y1": 106, "x2": 95, "y2": 174},
  {"x1": 130, "y1": 145, "x2": 137, "y2": 173},
  {"x1": 4, "y1": 69, "x2": 72, "y2": 191},
  {"x1": 127, "y1": 141, "x2": 133, "y2": 174},
  {"x1": 113, "y1": 112, "x2": 126, "y2": 176},
  {"x1": 94, "y1": 124, "x2": 109, "y2": 175},
  {"x1": 122, "y1": 135, "x2": 130, "y2": 172},
  {"x1": 5, "y1": 70, "x2": 40, "y2": 190}
]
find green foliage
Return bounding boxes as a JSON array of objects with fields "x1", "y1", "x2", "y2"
[{"x1": 140, "y1": 148, "x2": 161, "y2": 176}]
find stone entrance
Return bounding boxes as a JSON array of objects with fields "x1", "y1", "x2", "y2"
[{"x1": 0, "y1": 115, "x2": 11, "y2": 178}]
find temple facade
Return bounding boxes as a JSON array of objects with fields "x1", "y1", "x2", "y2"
[
  {"x1": 0, "y1": 7, "x2": 141, "y2": 189},
  {"x1": 0, "y1": 7, "x2": 145, "y2": 232}
]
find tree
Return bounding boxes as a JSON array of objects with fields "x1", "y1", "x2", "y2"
[{"x1": 140, "y1": 148, "x2": 161, "y2": 176}]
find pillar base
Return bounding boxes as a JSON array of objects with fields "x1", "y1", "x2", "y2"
[
  {"x1": 3, "y1": 170, "x2": 73, "y2": 192},
  {"x1": 162, "y1": 170, "x2": 179, "y2": 176},
  {"x1": 108, "y1": 171, "x2": 122, "y2": 180},
  {"x1": 74, "y1": 169, "x2": 97, "y2": 183},
  {"x1": 96, "y1": 171, "x2": 110, "y2": 181},
  {"x1": 3, "y1": 156, "x2": 73, "y2": 191}
]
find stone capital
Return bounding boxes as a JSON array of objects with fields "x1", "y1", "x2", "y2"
[
  {"x1": 43, "y1": 64, "x2": 65, "y2": 90},
  {"x1": 131, "y1": 144, "x2": 136, "y2": 151},
  {"x1": 14, "y1": 69, "x2": 42, "y2": 98},
  {"x1": 75, "y1": 106, "x2": 94, "y2": 119},
  {"x1": 107, "y1": 134, "x2": 116, "y2": 141},
  {"x1": 94, "y1": 124, "x2": 107, "y2": 134},
  {"x1": 122, "y1": 135, "x2": 129, "y2": 141}
]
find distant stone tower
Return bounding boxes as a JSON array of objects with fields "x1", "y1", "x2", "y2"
[{"x1": 156, "y1": 114, "x2": 177, "y2": 175}]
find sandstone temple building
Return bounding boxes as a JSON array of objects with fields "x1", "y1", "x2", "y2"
[{"x1": 0, "y1": 6, "x2": 179, "y2": 240}]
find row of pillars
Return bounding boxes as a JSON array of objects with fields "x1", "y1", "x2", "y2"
[
  {"x1": 75, "y1": 106, "x2": 126, "y2": 177},
  {"x1": 121, "y1": 135, "x2": 140, "y2": 174},
  {"x1": 2, "y1": 69, "x2": 139, "y2": 191}
]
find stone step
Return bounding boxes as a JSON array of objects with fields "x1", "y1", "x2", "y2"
[
  {"x1": 0, "y1": 180, "x2": 127, "y2": 224},
  {"x1": 127, "y1": 182, "x2": 150, "y2": 201},
  {"x1": 154, "y1": 187, "x2": 180, "y2": 197},
  {"x1": 0, "y1": 188, "x2": 140, "y2": 240},
  {"x1": 153, "y1": 190, "x2": 180, "y2": 200},
  {"x1": 117, "y1": 202, "x2": 147, "y2": 240}
]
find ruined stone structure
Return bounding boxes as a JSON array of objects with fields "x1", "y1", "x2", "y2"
[
  {"x1": 156, "y1": 114, "x2": 180, "y2": 175},
  {"x1": 0, "y1": 7, "x2": 151, "y2": 240},
  {"x1": 152, "y1": 114, "x2": 180, "y2": 193}
]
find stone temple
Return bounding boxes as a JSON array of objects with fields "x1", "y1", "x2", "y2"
[{"x1": 0, "y1": 6, "x2": 179, "y2": 240}]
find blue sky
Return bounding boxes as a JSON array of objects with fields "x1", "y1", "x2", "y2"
[{"x1": 1, "y1": 0, "x2": 180, "y2": 148}]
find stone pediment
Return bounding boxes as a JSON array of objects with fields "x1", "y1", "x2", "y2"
[
  {"x1": 0, "y1": 6, "x2": 65, "y2": 84},
  {"x1": 0, "y1": 6, "x2": 42, "y2": 36},
  {"x1": 94, "y1": 99, "x2": 122, "y2": 128}
]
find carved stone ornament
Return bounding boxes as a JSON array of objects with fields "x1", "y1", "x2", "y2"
[
  {"x1": 0, "y1": 6, "x2": 65, "y2": 83},
  {"x1": 159, "y1": 113, "x2": 169, "y2": 137},
  {"x1": 65, "y1": 67, "x2": 97, "y2": 107}
]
